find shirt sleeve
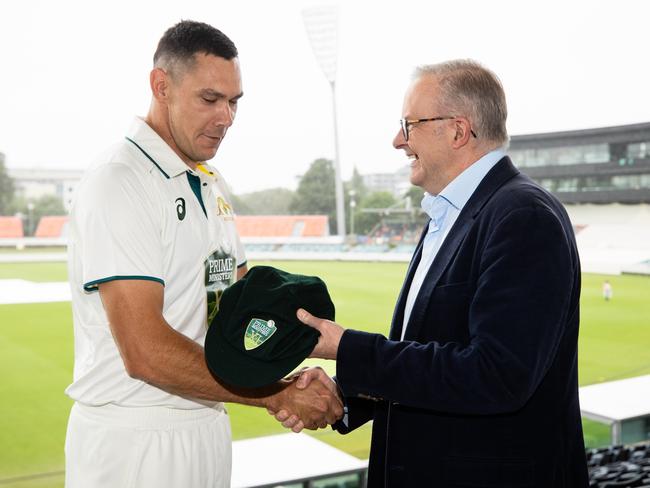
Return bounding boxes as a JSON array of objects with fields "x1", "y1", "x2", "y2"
[
  {"x1": 234, "y1": 227, "x2": 247, "y2": 268},
  {"x1": 75, "y1": 163, "x2": 164, "y2": 292}
]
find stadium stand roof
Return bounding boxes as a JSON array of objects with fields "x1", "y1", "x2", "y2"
[
  {"x1": 0, "y1": 216, "x2": 24, "y2": 238},
  {"x1": 34, "y1": 216, "x2": 69, "y2": 238},
  {"x1": 235, "y1": 215, "x2": 329, "y2": 237}
]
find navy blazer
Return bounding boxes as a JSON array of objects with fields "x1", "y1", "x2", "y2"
[{"x1": 334, "y1": 157, "x2": 589, "y2": 487}]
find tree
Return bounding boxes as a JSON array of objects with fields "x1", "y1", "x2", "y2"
[
  {"x1": 235, "y1": 188, "x2": 295, "y2": 215},
  {"x1": 345, "y1": 166, "x2": 367, "y2": 203},
  {"x1": 12, "y1": 194, "x2": 66, "y2": 236},
  {"x1": 228, "y1": 193, "x2": 253, "y2": 215},
  {"x1": 355, "y1": 191, "x2": 397, "y2": 234},
  {"x1": 343, "y1": 166, "x2": 367, "y2": 234},
  {"x1": 290, "y1": 158, "x2": 336, "y2": 232},
  {"x1": 403, "y1": 185, "x2": 425, "y2": 208},
  {"x1": 0, "y1": 153, "x2": 15, "y2": 215}
]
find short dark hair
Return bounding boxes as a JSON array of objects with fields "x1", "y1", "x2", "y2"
[{"x1": 153, "y1": 20, "x2": 238, "y2": 79}]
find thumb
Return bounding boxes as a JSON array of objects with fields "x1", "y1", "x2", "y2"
[
  {"x1": 296, "y1": 368, "x2": 317, "y2": 389},
  {"x1": 296, "y1": 368, "x2": 328, "y2": 390},
  {"x1": 296, "y1": 308, "x2": 321, "y2": 330}
]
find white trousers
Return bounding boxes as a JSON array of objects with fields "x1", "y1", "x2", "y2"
[{"x1": 65, "y1": 402, "x2": 231, "y2": 488}]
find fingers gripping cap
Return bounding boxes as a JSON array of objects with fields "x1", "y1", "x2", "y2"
[{"x1": 204, "y1": 266, "x2": 334, "y2": 388}]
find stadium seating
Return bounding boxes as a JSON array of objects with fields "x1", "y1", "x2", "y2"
[
  {"x1": 235, "y1": 215, "x2": 329, "y2": 237},
  {"x1": 0, "y1": 216, "x2": 23, "y2": 238},
  {"x1": 391, "y1": 243, "x2": 417, "y2": 254},
  {"x1": 564, "y1": 204, "x2": 650, "y2": 275},
  {"x1": 588, "y1": 442, "x2": 650, "y2": 487},
  {"x1": 348, "y1": 244, "x2": 389, "y2": 253},
  {"x1": 277, "y1": 243, "x2": 346, "y2": 253},
  {"x1": 242, "y1": 243, "x2": 279, "y2": 253},
  {"x1": 34, "y1": 216, "x2": 69, "y2": 238}
]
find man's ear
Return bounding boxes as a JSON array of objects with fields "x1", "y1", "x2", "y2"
[
  {"x1": 451, "y1": 117, "x2": 472, "y2": 149},
  {"x1": 150, "y1": 68, "x2": 169, "y2": 101}
]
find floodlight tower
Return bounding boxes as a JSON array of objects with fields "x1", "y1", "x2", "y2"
[{"x1": 302, "y1": 5, "x2": 346, "y2": 237}]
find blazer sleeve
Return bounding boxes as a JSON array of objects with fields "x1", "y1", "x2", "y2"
[
  {"x1": 336, "y1": 204, "x2": 577, "y2": 415},
  {"x1": 332, "y1": 395, "x2": 377, "y2": 434}
]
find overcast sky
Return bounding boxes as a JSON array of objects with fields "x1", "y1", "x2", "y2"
[{"x1": 1, "y1": 0, "x2": 648, "y2": 194}]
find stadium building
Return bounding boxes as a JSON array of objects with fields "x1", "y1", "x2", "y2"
[
  {"x1": 509, "y1": 122, "x2": 650, "y2": 204},
  {"x1": 8, "y1": 167, "x2": 83, "y2": 212},
  {"x1": 508, "y1": 122, "x2": 650, "y2": 275}
]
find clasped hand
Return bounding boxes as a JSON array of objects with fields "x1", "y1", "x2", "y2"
[
  {"x1": 267, "y1": 309, "x2": 347, "y2": 432},
  {"x1": 267, "y1": 366, "x2": 343, "y2": 432}
]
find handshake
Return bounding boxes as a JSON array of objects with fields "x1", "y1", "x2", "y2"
[
  {"x1": 266, "y1": 366, "x2": 343, "y2": 433},
  {"x1": 265, "y1": 308, "x2": 347, "y2": 432}
]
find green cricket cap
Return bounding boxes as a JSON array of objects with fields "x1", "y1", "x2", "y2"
[{"x1": 204, "y1": 265, "x2": 334, "y2": 388}]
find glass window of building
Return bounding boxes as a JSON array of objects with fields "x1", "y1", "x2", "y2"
[
  {"x1": 556, "y1": 178, "x2": 580, "y2": 192},
  {"x1": 627, "y1": 142, "x2": 650, "y2": 160},
  {"x1": 612, "y1": 174, "x2": 650, "y2": 190},
  {"x1": 539, "y1": 179, "x2": 557, "y2": 192},
  {"x1": 511, "y1": 143, "x2": 609, "y2": 167},
  {"x1": 640, "y1": 174, "x2": 650, "y2": 189}
]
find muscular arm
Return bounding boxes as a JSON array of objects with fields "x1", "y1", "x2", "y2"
[{"x1": 98, "y1": 278, "x2": 342, "y2": 426}]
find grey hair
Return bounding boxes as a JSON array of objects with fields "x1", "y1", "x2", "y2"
[{"x1": 414, "y1": 59, "x2": 509, "y2": 146}]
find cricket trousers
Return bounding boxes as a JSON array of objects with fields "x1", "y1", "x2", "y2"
[{"x1": 65, "y1": 402, "x2": 231, "y2": 488}]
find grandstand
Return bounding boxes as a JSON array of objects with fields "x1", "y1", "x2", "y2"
[
  {"x1": 0, "y1": 216, "x2": 23, "y2": 238},
  {"x1": 34, "y1": 215, "x2": 69, "y2": 238},
  {"x1": 565, "y1": 204, "x2": 650, "y2": 275},
  {"x1": 235, "y1": 215, "x2": 329, "y2": 238},
  {"x1": 236, "y1": 214, "x2": 417, "y2": 261}
]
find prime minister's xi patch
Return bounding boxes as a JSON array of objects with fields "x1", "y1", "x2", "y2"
[{"x1": 244, "y1": 318, "x2": 277, "y2": 350}]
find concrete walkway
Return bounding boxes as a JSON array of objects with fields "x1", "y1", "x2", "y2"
[{"x1": 0, "y1": 279, "x2": 70, "y2": 305}]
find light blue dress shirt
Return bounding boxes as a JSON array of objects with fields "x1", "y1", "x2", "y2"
[{"x1": 401, "y1": 149, "x2": 506, "y2": 340}]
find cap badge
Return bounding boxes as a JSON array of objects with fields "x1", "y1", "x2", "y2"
[{"x1": 244, "y1": 319, "x2": 277, "y2": 350}]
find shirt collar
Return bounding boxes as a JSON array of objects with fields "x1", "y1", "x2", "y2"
[
  {"x1": 126, "y1": 117, "x2": 195, "y2": 178},
  {"x1": 439, "y1": 148, "x2": 506, "y2": 210},
  {"x1": 420, "y1": 193, "x2": 452, "y2": 227}
]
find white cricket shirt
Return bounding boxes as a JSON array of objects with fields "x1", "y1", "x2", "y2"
[{"x1": 65, "y1": 117, "x2": 246, "y2": 409}]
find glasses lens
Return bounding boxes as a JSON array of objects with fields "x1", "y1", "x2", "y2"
[{"x1": 400, "y1": 120, "x2": 408, "y2": 141}]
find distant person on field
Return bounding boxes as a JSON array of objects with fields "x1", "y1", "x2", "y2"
[
  {"x1": 603, "y1": 280, "x2": 613, "y2": 301},
  {"x1": 64, "y1": 20, "x2": 342, "y2": 488},
  {"x1": 276, "y1": 59, "x2": 589, "y2": 487}
]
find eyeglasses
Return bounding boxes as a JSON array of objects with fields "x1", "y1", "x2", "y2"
[{"x1": 399, "y1": 116, "x2": 477, "y2": 141}]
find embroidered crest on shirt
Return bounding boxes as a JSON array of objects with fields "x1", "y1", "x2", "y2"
[{"x1": 216, "y1": 197, "x2": 234, "y2": 220}]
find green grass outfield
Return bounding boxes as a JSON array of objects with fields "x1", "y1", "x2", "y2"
[{"x1": 0, "y1": 260, "x2": 649, "y2": 486}]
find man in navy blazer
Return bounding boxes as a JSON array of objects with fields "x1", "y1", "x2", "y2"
[{"x1": 278, "y1": 59, "x2": 589, "y2": 487}]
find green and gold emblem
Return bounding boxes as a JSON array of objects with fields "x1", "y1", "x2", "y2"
[{"x1": 244, "y1": 318, "x2": 277, "y2": 350}]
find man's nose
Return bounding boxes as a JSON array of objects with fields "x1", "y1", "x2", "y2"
[
  {"x1": 214, "y1": 101, "x2": 235, "y2": 127},
  {"x1": 393, "y1": 127, "x2": 406, "y2": 149}
]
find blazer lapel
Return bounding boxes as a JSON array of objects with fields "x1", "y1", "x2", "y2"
[
  {"x1": 403, "y1": 157, "x2": 520, "y2": 341},
  {"x1": 388, "y1": 222, "x2": 428, "y2": 340}
]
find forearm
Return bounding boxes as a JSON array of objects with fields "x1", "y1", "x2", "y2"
[
  {"x1": 127, "y1": 320, "x2": 280, "y2": 407},
  {"x1": 100, "y1": 279, "x2": 342, "y2": 425}
]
